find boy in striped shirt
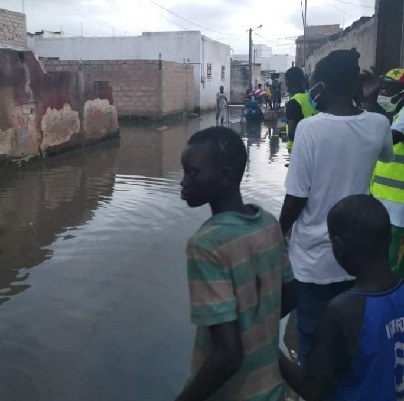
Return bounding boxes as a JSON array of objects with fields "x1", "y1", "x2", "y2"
[{"x1": 176, "y1": 127, "x2": 296, "y2": 401}]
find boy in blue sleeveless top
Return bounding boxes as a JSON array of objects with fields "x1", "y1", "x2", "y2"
[{"x1": 280, "y1": 194, "x2": 404, "y2": 401}]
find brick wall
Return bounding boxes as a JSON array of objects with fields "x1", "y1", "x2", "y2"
[
  {"x1": 161, "y1": 62, "x2": 194, "y2": 116},
  {"x1": 0, "y1": 8, "x2": 27, "y2": 49},
  {"x1": 42, "y1": 59, "x2": 194, "y2": 118}
]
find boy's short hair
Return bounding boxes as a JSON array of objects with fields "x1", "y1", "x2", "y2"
[
  {"x1": 327, "y1": 195, "x2": 391, "y2": 258},
  {"x1": 188, "y1": 127, "x2": 247, "y2": 183}
]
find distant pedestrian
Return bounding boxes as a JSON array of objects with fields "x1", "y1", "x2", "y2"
[
  {"x1": 280, "y1": 49, "x2": 394, "y2": 363},
  {"x1": 265, "y1": 82, "x2": 272, "y2": 109},
  {"x1": 271, "y1": 74, "x2": 281, "y2": 110},
  {"x1": 252, "y1": 84, "x2": 266, "y2": 105},
  {"x1": 245, "y1": 84, "x2": 253, "y2": 101},
  {"x1": 176, "y1": 127, "x2": 296, "y2": 401},
  {"x1": 216, "y1": 86, "x2": 228, "y2": 126}
]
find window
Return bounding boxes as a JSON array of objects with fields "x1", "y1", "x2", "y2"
[
  {"x1": 207, "y1": 63, "x2": 212, "y2": 80},
  {"x1": 221, "y1": 66, "x2": 225, "y2": 80}
]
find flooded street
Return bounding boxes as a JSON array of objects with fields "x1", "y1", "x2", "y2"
[{"x1": 0, "y1": 112, "x2": 291, "y2": 401}]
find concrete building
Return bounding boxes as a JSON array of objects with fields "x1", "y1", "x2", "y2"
[
  {"x1": 305, "y1": 17, "x2": 376, "y2": 74},
  {"x1": 230, "y1": 62, "x2": 262, "y2": 104},
  {"x1": 304, "y1": 0, "x2": 404, "y2": 77},
  {"x1": 233, "y1": 44, "x2": 293, "y2": 73},
  {"x1": 295, "y1": 24, "x2": 342, "y2": 67},
  {"x1": 268, "y1": 54, "x2": 294, "y2": 73},
  {"x1": 28, "y1": 31, "x2": 231, "y2": 111}
]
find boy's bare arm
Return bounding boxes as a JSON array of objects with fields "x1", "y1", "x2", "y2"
[
  {"x1": 279, "y1": 353, "x2": 325, "y2": 401},
  {"x1": 280, "y1": 195, "x2": 307, "y2": 235},
  {"x1": 175, "y1": 321, "x2": 242, "y2": 401},
  {"x1": 281, "y1": 280, "x2": 296, "y2": 318}
]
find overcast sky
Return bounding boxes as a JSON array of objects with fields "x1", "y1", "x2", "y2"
[{"x1": 1, "y1": 0, "x2": 375, "y2": 54}]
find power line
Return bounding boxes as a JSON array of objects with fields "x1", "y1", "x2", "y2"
[
  {"x1": 254, "y1": 32, "x2": 276, "y2": 44},
  {"x1": 225, "y1": 34, "x2": 245, "y2": 45},
  {"x1": 135, "y1": 0, "x2": 190, "y2": 31},
  {"x1": 325, "y1": 0, "x2": 356, "y2": 18},
  {"x1": 143, "y1": 0, "x2": 237, "y2": 36},
  {"x1": 330, "y1": 0, "x2": 375, "y2": 9}
]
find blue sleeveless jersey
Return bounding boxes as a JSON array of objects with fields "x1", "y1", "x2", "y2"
[{"x1": 335, "y1": 282, "x2": 404, "y2": 401}]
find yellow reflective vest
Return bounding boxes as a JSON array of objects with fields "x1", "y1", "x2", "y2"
[
  {"x1": 286, "y1": 92, "x2": 317, "y2": 152},
  {"x1": 371, "y1": 109, "x2": 404, "y2": 204}
]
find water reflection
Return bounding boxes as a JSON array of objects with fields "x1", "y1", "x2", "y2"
[
  {"x1": 0, "y1": 142, "x2": 119, "y2": 304},
  {"x1": 0, "y1": 113, "x2": 290, "y2": 401}
]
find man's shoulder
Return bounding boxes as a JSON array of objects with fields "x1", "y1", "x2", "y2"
[
  {"x1": 363, "y1": 110, "x2": 390, "y2": 126},
  {"x1": 326, "y1": 291, "x2": 366, "y2": 325},
  {"x1": 286, "y1": 98, "x2": 301, "y2": 109}
]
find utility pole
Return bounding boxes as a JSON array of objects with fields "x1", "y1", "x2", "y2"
[
  {"x1": 22, "y1": 0, "x2": 25, "y2": 13},
  {"x1": 303, "y1": 0, "x2": 307, "y2": 69},
  {"x1": 248, "y1": 28, "x2": 253, "y2": 87}
]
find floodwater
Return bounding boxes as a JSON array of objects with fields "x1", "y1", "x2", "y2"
[{"x1": 0, "y1": 111, "x2": 293, "y2": 401}]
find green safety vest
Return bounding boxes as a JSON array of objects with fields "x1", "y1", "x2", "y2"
[
  {"x1": 371, "y1": 108, "x2": 404, "y2": 204},
  {"x1": 286, "y1": 92, "x2": 317, "y2": 152}
]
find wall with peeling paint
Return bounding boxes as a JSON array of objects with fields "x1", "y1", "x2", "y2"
[
  {"x1": 0, "y1": 49, "x2": 119, "y2": 165},
  {"x1": 42, "y1": 59, "x2": 195, "y2": 118}
]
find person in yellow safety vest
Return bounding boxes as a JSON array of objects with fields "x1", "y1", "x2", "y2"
[
  {"x1": 285, "y1": 67, "x2": 317, "y2": 154},
  {"x1": 371, "y1": 68, "x2": 404, "y2": 278}
]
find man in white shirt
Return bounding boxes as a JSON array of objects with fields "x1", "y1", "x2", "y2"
[
  {"x1": 216, "y1": 86, "x2": 228, "y2": 126},
  {"x1": 279, "y1": 49, "x2": 394, "y2": 363}
]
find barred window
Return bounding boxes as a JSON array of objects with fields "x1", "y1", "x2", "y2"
[
  {"x1": 207, "y1": 63, "x2": 212, "y2": 80},
  {"x1": 221, "y1": 66, "x2": 225, "y2": 80}
]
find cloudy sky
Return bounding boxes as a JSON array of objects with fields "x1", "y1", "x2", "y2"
[{"x1": 1, "y1": 0, "x2": 375, "y2": 54}]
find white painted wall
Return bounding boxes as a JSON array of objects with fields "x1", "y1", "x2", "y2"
[
  {"x1": 232, "y1": 51, "x2": 294, "y2": 73},
  {"x1": 200, "y1": 36, "x2": 231, "y2": 110},
  {"x1": 28, "y1": 31, "x2": 231, "y2": 110},
  {"x1": 269, "y1": 54, "x2": 294, "y2": 73}
]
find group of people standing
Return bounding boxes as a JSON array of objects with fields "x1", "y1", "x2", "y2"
[
  {"x1": 175, "y1": 49, "x2": 404, "y2": 401},
  {"x1": 246, "y1": 75, "x2": 283, "y2": 110}
]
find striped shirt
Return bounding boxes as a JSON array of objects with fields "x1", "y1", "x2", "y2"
[{"x1": 187, "y1": 205, "x2": 294, "y2": 401}]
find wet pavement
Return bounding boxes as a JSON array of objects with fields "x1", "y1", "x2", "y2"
[{"x1": 0, "y1": 111, "x2": 293, "y2": 401}]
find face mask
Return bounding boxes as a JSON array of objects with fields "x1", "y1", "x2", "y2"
[
  {"x1": 377, "y1": 90, "x2": 404, "y2": 113},
  {"x1": 308, "y1": 82, "x2": 325, "y2": 111}
]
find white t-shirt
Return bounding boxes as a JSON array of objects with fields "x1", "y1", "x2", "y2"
[
  {"x1": 377, "y1": 107, "x2": 404, "y2": 227},
  {"x1": 216, "y1": 92, "x2": 227, "y2": 109},
  {"x1": 285, "y1": 111, "x2": 393, "y2": 284}
]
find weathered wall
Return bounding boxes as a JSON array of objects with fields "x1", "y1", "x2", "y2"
[
  {"x1": 42, "y1": 59, "x2": 194, "y2": 118},
  {"x1": 0, "y1": 8, "x2": 27, "y2": 49},
  {"x1": 28, "y1": 31, "x2": 231, "y2": 110},
  {"x1": 306, "y1": 17, "x2": 376, "y2": 74},
  {"x1": 0, "y1": 49, "x2": 119, "y2": 163},
  {"x1": 230, "y1": 64, "x2": 261, "y2": 104}
]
